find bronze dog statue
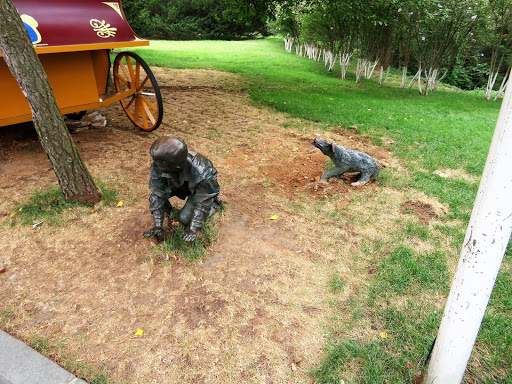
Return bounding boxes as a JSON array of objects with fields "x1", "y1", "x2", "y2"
[{"x1": 313, "y1": 138, "x2": 379, "y2": 186}]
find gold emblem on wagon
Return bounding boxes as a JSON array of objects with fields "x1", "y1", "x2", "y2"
[{"x1": 90, "y1": 19, "x2": 117, "y2": 38}]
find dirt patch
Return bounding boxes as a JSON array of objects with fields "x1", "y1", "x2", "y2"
[
  {"x1": 0, "y1": 67, "x2": 405, "y2": 383},
  {"x1": 401, "y1": 200, "x2": 439, "y2": 224}
]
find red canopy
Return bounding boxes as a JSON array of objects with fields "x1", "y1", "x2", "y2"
[{"x1": 10, "y1": 0, "x2": 148, "y2": 54}]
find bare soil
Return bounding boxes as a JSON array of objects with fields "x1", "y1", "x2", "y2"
[{"x1": 0, "y1": 68, "x2": 443, "y2": 383}]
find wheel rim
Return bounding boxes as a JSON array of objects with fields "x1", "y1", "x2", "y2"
[{"x1": 113, "y1": 51, "x2": 163, "y2": 131}]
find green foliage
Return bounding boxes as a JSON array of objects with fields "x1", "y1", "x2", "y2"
[
  {"x1": 272, "y1": 0, "x2": 511, "y2": 92},
  {"x1": 446, "y1": 59, "x2": 491, "y2": 90},
  {"x1": 122, "y1": 0, "x2": 274, "y2": 40}
]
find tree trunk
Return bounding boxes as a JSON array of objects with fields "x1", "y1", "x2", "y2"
[
  {"x1": 0, "y1": 0, "x2": 101, "y2": 204},
  {"x1": 494, "y1": 64, "x2": 511, "y2": 101}
]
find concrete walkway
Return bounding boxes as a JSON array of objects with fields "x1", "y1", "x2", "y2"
[{"x1": 0, "y1": 331, "x2": 88, "y2": 384}]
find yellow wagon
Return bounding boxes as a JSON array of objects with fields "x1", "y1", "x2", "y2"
[{"x1": 0, "y1": 0, "x2": 163, "y2": 131}]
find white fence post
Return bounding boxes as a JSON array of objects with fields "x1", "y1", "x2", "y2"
[{"x1": 424, "y1": 77, "x2": 512, "y2": 382}]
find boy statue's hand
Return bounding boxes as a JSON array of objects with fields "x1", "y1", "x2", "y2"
[{"x1": 180, "y1": 229, "x2": 197, "y2": 242}]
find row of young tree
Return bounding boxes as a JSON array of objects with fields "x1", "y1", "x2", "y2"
[{"x1": 272, "y1": 0, "x2": 512, "y2": 99}]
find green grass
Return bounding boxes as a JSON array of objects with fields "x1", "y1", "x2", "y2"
[
  {"x1": 30, "y1": 337, "x2": 51, "y2": 354},
  {"x1": 12, "y1": 182, "x2": 119, "y2": 226},
  {"x1": 155, "y1": 207, "x2": 222, "y2": 262},
  {"x1": 374, "y1": 247, "x2": 449, "y2": 296},
  {"x1": 29, "y1": 336, "x2": 112, "y2": 383},
  {"x1": 127, "y1": 38, "x2": 509, "y2": 383}
]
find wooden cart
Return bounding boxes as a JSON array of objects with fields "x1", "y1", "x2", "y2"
[{"x1": 0, "y1": 0, "x2": 163, "y2": 131}]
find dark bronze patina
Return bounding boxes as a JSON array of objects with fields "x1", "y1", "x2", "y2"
[
  {"x1": 313, "y1": 138, "x2": 379, "y2": 185},
  {"x1": 143, "y1": 135, "x2": 221, "y2": 242}
]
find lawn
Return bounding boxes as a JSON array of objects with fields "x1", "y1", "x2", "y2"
[
  {"x1": 127, "y1": 38, "x2": 510, "y2": 383},
  {"x1": 1, "y1": 37, "x2": 509, "y2": 384}
]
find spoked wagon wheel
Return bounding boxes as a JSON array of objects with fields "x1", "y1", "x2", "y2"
[{"x1": 113, "y1": 51, "x2": 163, "y2": 131}]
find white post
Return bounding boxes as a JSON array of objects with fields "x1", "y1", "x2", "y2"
[{"x1": 425, "y1": 76, "x2": 512, "y2": 383}]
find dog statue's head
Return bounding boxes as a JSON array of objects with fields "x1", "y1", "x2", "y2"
[{"x1": 312, "y1": 138, "x2": 334, "y2": 157}]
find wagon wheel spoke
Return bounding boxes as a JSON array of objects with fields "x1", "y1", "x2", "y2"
[
  {"x1": 135, "y1": 61, "x2": 141, "y2": 89},
  {"x1": 113, "y1": 51, "x2": 163, "y2": 131},
  {"x1": 124, "y1": 98, "x2": 136, "y2": 121},
  {"x1": 137, "y1": 98, "x2": 149, "y2": 129},
  {"x1": 118, "y1": 61, "x2": 131, "y2": 86},
  {"x1": 137, "y1": 75, "x2": 150, "y2": 92},
  {"x1": 133, "y1": 97, "x2": 140, "y2": 122},
  {"x1": 126, "y1": 56, "x2": 135, "y2": 88},
  {"x1": 124, "y1": 95, "x2": 136, "y2": 110},
  {"x1": 142, "y1": 100, "x2": 156, "y2": 125},
  {"x1": 140, "y1": 95, "x2": 158, "y2": 113},
  {"x1": 114, "y1": 72, "x2": 129, "y2": 86}
]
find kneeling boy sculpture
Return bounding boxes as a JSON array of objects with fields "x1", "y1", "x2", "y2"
[
  {"x1": 143, "y1": 135, "x2": 221, "y2": 242},
  {"x1": 313, "y1": 138, "x2": 379, "y2": 186}
]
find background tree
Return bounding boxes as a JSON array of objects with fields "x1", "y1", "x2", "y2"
[
  {"x1": 122, "y1": 0, "x2": 275, "y2": 40},
  {"x1": 274, "y1": 0, "x2": 496, "y2": 95},
  {"x1": 0, "y1": 0, "x2": 101, "y2": 204},
  {"x1": 482, "y1": 0, "x2": 512, "y2": 100}
]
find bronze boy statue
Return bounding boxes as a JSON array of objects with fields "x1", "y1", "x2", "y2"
[{"x1": 143, "y1": 135, "x2": 221, "y2": 242}]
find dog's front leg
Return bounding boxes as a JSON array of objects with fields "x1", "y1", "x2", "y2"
[{"x1": 320, "y1": 167, "x2": 344, "y2": 180}]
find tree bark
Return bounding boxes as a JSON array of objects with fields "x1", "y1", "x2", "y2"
[{"x1": 0, "y1": 0, "x2": 101, "y2": 204}]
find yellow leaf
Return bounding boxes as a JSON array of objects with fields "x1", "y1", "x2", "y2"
[
  {"x1": 116, "y1": 201, "x2": 123, "y2": 207},
  {"x1": 134, "y1": 329, "x2": 144, "y2": 336},
  {"x1": 379, "y1": 331, "x2": 388, "y2": 339},
  {"x1": 270, "y1": 215, "x2": 279, "y2": 220},
  {"x1": 18, "y1": 207, "x2": 22, "y2": 212}
]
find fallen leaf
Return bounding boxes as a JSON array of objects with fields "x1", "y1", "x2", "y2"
[
  {"x1": 292, "y1": 355, "x2": 303, "y2": 364},
  {"x1": 270, "y1": 215, "x2": 279, "y2": 220},
  {"x1": 134, "y1": 329, "x2": 144, "y2": 336}
]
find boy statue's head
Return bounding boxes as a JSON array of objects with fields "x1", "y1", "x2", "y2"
[{"x1": 150, "y1": 135, "x2": 188, "y2": 173}]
